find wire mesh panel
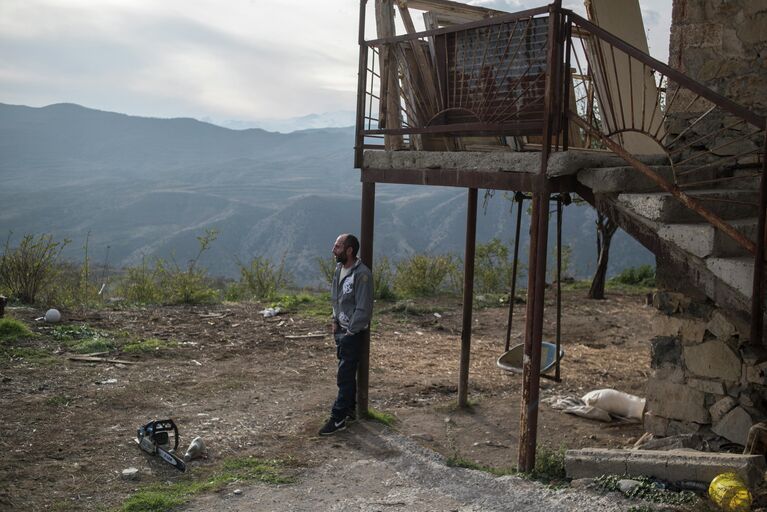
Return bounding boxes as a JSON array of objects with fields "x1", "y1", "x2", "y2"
[{"x1": 435, "y1": 16, "x2": 549, "y2": 129}]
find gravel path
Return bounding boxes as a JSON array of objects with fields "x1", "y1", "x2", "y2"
[{"x1": 184, "y1": 421, "x2": 642, "y2": 512}]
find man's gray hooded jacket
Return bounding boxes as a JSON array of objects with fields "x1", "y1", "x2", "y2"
[{"x1": 331, "y1": 258, "x2": 373, "y2": 335}]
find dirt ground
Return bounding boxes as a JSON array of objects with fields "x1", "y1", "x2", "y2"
[{"x1": 0, "y1": 288, "x2": 659, "y2": 510}]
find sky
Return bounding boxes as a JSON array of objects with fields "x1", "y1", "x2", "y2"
[{"x1": 0, "y1": 0, "x2": 672, "y2": 128}]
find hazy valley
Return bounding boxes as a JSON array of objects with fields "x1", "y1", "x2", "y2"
[{"x1": 0, "y1": 102, "x2": 653, "y2": 285}]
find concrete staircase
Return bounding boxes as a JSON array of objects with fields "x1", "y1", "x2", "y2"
[{"x1": 577, "y1": 164, "x2": 759, "y2": 319}]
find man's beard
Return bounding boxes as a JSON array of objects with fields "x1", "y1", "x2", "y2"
[{"x1": 336, "y1": 253, "x2": 347, "y2": 264}]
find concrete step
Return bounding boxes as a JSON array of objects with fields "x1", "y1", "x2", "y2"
[
  {"x1": 657, "y1": 218, "x2": 758, "y2": 258},
  {"x1": 565, "y1": 448, "x2": 766, "y2": 487},
  {"x1": 706, "y1": 256, "x2": 754, "y2": 299},
  {"x1": 577, "y1": 165, "x2": 722, "y2": 193},
  {"x1": 617, "y1": 189, "x2": 759, "y2": 223}
]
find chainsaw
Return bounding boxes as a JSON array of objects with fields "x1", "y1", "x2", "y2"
[{"x1": 136, "y1": 419, "x2": 187, "y2": 472}]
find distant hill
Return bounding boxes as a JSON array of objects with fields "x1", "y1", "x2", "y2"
[{"x1": 0, "y1": 102, "x2": 653, "y2": 285}]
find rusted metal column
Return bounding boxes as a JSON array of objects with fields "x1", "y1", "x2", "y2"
[
  {"x1": 519, "y1": 0, "x2": 561, "y2": 472},
  {"x1": 358, "y1": 181, "x2": 375, "y2": 416},
  {"x1": 751, "y1": 131, "x2": 767, "y2": 345},
  {"x1": 518, "y1": 190, "x2": 551, "y2": 471},
  {"x1": 354, "y1": 0, "x2": 369, "y2": 169},
  {"x1": 458, "y1": 187, "x2": 478, "y2": 408},
  {"x1": 555, "y1": 196, "x2": 562, "y2": 381}
]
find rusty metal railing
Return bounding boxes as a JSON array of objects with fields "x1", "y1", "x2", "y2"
[
  {"x1": 563, "y1": 11, "x2": 767, "y2": 343},
  {"x1": 354, "y1": 5, "x2": 552, "y2": 161}
]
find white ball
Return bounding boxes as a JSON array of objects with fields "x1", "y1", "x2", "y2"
[{"x1": 44, "y1": 308, "x2": 61, "y2": 323}]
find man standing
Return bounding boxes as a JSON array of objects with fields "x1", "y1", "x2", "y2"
[{"x1": 319, "y1": 233, "x2": 373, "y2": 436}]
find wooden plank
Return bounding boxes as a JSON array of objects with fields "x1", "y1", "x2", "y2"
[
  {"x1": 584, "y1": 0, "x2": 664, "y2": 154},
  {"x1": 404, "y1": 0, "x2": 502, "y2": 18},
  {"x1": 68, "y1": 355, "x2": 137, "y2": 365},
  {"x1": 375, "y1": 0, "x2": 404, "y2": 150}
]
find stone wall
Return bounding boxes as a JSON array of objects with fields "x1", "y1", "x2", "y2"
[
  {"x1": 645, "y1": 291, "x2": 765, "y2": 445},
  {"x1": 670, "y1": 0, "x2": 767, "y2": 114}
]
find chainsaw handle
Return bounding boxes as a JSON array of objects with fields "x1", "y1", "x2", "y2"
[{"x1": 154, "y1": 419, "x2": 180, "y2": 451}]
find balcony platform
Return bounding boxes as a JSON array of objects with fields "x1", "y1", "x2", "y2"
[{"x1": 361, "y1": 149, "x2": 667, "y2": 192}]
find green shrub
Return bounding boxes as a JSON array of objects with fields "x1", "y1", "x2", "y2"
[
  {"x1": 116, "y1": 257, "x2": 163, "y2": 304},
  {"x1": 609, "y1": 264, "x2": 656, "y2": 288},
  {"x1": 394, "y1": 253, "x2": 460, "y2": 297},
  {"x1": 237, "y1": 256, "x2": 292, "y2": 300},
  {"x1": 116, "y1": 230, "x2": 220, "y2": 305},
  {"x1": 316, "y1": 256, "x2": 336, "y2": 285},
  {"x1": 155, "y1": 258, "x2": 219, "y2": 304},
  {"x1": 0, "y1": 233, "x2": 70, "y2": 304},
  {"x1": 373, "y1": 256, "x2": 396, "y2": 300},
  {"x1": 0, "y1": 318, "x2": 33, "y2": 344},
  {"x1": 474, "y1": 238, "x2": 521, "y2": 294}
]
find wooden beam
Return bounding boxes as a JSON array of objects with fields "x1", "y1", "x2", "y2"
[{"x1": 403, "y1": 0, "x2": 503, "y2": 18}]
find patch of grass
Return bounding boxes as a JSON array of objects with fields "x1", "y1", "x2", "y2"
[
  {"x1": 45, "y1": 395, "x2": 73, "y2": 407},
  {"x1": 594, "y1": 474, "x2": 700, "y2": 507},
  {"x1": 364, "y1": 407, "x2": 397, "y2": 426},
  {"x1": 0, "y1": 317, "x2": 33, "y2": 344},
  {"x1": 50, "y1": 324, "x2": 105, "y2": 341},
  {"x1": 528, "y1": 445, "x2": 566, "y2": 483},
  {"x1": 0, "y1": 346, "x2": 54, "y2": 363},
  {"x1": 122, "y1": 337, "x2": 178, "y2": 354},
  {"x1": 273, "y1": 292, "x2": 329, "y2": 320},
  {"x1": 69, "y1": 335, "x2": 114, "y2": 354},
  {"x1": 122, "y1": 457, "x2": 294, "y2": 512}
]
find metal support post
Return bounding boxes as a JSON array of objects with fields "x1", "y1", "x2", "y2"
[
  {"x1": 358, "y1": 181, "x2": 375, "y2": 416},
  {"x1": 458, "y1": 187, "x2": 478, "y2": 407}
]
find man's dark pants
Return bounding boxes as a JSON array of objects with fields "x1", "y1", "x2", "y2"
[{"x1": 332, "y1": 331, "x2": 362, "y2": 420}]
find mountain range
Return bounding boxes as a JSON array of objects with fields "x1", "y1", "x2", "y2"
[{"x1": 0, "y1": 102, "x2": 653, "y2": 286}]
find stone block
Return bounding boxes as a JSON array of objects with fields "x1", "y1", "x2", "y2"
[
  {"x1": 646, "y1": 379, "x2": 710, "y2": 424},
  {"x1": 683, "y1": 340, "x2": 741, "y2": 381},
  {"x1": 688, "y1": 378, "x2": 726, "y2": 395},
  {"x1": 652, "y1": 291, "x2": 690, "y2": 315},
  {"x1": 746, "y1": 362, "x2": 767, "y2": 385},
  {"x1": 709, "y1": 396, "x2": 738, "y2": 424},
  {"x1": 712, "y1": 406, "x2": 755, "y2": 446},
  {"x1": 736, "y1": 11, "x2": 767, "y2": 45},
  {"x1": 565, "y1": 448, "x2": 765, "y2": 487},
  {"x1": 666, "y1": 419, "x2": 706, "y2": 437},
  {"x1": 643, "y1": 413, "x2": 669, "y2": 437},
  {"x1": 706, "y1": 310, "x2": 739, "y2": 340},
  {"x1": 682, "y1": 23, "x2": 723, "y2": 49},
  {"x1": 652, "y1": 317, "x2": 707, "y2": 344},
  {"x1": 650, "y1": 336, "x2": 681, "y2": 369}
]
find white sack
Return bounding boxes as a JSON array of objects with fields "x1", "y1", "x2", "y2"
[{"x1": 581, "y1": 388, "x2": 646, "y2": 420}]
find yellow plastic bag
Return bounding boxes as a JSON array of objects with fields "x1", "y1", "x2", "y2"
[{"x1": 709, "y1": 472, "x2": 752, "y2": 512}]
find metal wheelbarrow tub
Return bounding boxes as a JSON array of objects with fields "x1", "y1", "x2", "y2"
[{"x1": 496, "y1": 342, "x2": 564, "y2": 374}]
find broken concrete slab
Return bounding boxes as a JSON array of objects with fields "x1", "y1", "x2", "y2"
[{"x1": 564, "y1": 448, "x2": 766, "y2": 487}]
